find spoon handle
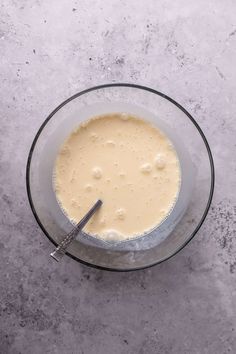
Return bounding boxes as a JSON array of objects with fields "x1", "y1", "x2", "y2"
[{"x1": 50, "y1": 199, "x2": 102, "y2": 262}]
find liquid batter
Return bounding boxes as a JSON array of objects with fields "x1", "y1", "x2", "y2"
[{"x1": 53, "y1": 113, "x2": 181, "y2": 241}]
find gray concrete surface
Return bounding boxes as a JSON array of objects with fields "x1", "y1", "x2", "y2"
[{"x1": 0, "y1": 0, "x2": 236, "y2": 353}]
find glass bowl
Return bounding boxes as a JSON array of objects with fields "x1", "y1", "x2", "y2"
[{"x1": 26, "y1": 84, "x2": 214, "y2": 271}]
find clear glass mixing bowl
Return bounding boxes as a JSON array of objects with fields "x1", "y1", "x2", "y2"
[{"x1": 26, "y1": 84, "x2": 214, "y2": 271}]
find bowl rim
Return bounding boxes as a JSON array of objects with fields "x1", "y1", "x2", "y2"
[{"x1": 26, "y1": 83, "x2": 215, "y2": 272}]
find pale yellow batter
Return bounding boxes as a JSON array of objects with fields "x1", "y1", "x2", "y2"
[{"x1": 53, "y1": 113, "x2": 181, "y2": 241}]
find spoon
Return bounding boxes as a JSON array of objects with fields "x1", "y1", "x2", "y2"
[{"x1": 50, "y1": 199, "x2": 102, "y2": 262}]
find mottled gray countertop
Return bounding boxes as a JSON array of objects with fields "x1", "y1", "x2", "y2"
[{"x1": 1, "y1": 1, "x2": 236, "y2": 353}]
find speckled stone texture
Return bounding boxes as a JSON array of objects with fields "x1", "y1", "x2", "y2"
[{"x1": 0, "y1": 0, "x2": 236, "y2": 353}]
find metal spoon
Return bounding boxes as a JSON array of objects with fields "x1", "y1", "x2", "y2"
[{"x1": 50, "y1": 199, "x2": 102, "y2": 262}]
